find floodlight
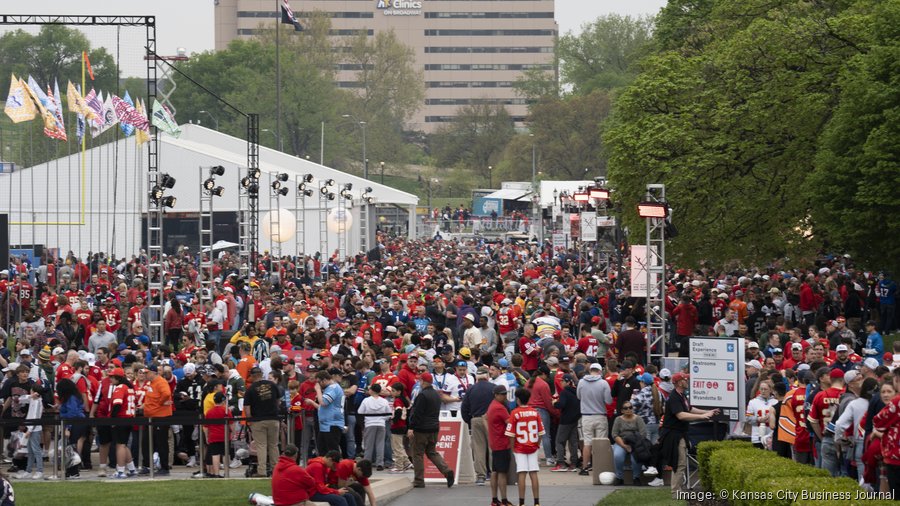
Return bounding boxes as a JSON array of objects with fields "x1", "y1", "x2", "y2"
[
  {"x1": 161, "y1": 196, "x2": 177, "y2": 208},
  {"x1": 276, "y1": 173, "x2": 289, "y2": 182},
  {"x1": 302, "y1": 174, "x2": 314, "y2": 183},
  {"x1": 203, "y1": 178, "x2": 216, "y2": 191},
  {"x1": 210, "y1": 165, "x2": 225, "y2": 177},
  {"x1": 637, "y1": 202, "x2": 668, "y2": 219},
  {"x1": 277, "y1": 187, "x2": 289, "y2": 196},
  {"x1": 211, "y1": 186, "x2": 225, "y2": 197},
  {"x1": 150, "y1": 186, "x2": 164, "y2": 201},
  {"x1": 271, "y1": 181, "x2": 282, "y2": 191},
  {"x1": 161, "y1": 174, "x2": 176, "y2": 189}
]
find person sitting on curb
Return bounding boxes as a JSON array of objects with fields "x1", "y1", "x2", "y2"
[{"x1": 272, "y1": 445, "x2": 316, "y2": 506}]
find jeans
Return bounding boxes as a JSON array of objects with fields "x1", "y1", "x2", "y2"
[
  {"x1": 881, "y1": 304, "x2": 896, "y2": 333},
  {"x1": 613, "y1": 442, "x2": 641, "y2": 480},
  {"x1": 300, "y1": 414, "x2": 318, "y2": 465},
  {"x1": 362, "y1": 425, "x2": 386, "y2": 466},
  {"x1": 26, "y1": 431, "x2": 43, "y2": 473},
  {"x1": 814, "y1": 439, "x2": 822, "y2": 468},
  {"x1": 383, "y1": 418, "x2": 393, "y2": 467},
  {"x1": 555, "y1": 423, "x2": 579, "y2": 467},
  {"x1": 645, "y1": 422, "x2": 659, "y2": 445},
  {"x1": 820, "y1": 436, "x2": 840, "y2": 477},
  {"x1": 208, "y1": 330, "x2": 223, "y2": 354},
  {"x1": 345, "y1": 415, "x2": 357, "y2": 458},
  {"x1": 536, "y1": 408, "x2": 553, "y2": 461},
  {"x1": 311, "y1": 492, "x2": 355, "y2": 506}
]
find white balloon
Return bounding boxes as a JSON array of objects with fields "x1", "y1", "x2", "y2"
[
  {"x1": 599, "y1": 471, "x2": 616, "y2": 485},
  {"x1": 326, "y1": 207, "x2": 354, "y2": 233},
  {"x1": 261, "y1": 208, "x2": 296, "y2": 243}
]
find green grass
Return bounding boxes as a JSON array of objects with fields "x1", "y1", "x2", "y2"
[
  {"x1": 596, "y1": 489, "x2": 686, "y2": 506},
  {"x1": 13, "y1": 478, "x2": 273, "y2": 506}
]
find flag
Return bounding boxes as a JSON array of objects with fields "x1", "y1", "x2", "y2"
[
  {"x1": 112, "y1": 93, "x2": 149, "y2": 132},
  {"x1": 74, "y1": 84, "x2": 86, "y2": 142},
  {"x1": 66, "y1": 81, "x2": 96, "y2": 121},
  {"x1": 119, "y1": 91, "x2": 135, "y2": 136},
  {"x1": 23, "y1": 77, "x2": 59, "y2": 137},
  {"x1": 93, "y1": 92, "x2": 118, "y2": 136},
  {"x1": 4, "y1": 74, "x2": 36, "y2": 123},
  {"x1": 50, "y1": 79, "x2": 68, "y2": 141},
  {"x1": 151, "y1": 99, "x2": 181, "y2": 138},
  {"x1": 83, "y1": 51, "x2": 95, "y2": 81},
  {"x1": 281, "y1": 0, "x2": 304, "y2": 31},
  {"x1": 135, "y1": 98, "x2": 150, "y2": 145}
]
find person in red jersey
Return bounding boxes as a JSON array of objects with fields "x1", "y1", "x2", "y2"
[
  {"x1": 873, "y1": 368, "x2": 900, "y2": 499},
  {"x1": 272, "y1": 445, "x2": 317, "y2": 506},
  {"x1": 108, "y1": 367, "x2": 137, "y2": 478},
  {"x1": 505, "y1": 388, "x2": 544, "y2": 506},
  {"x1": 487, "y1": 384, "x2": 513, "y2": 506}
]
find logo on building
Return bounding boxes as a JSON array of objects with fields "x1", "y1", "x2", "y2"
[{"x1": 379, "y1": 0, "x2": 422, "y2": 16}]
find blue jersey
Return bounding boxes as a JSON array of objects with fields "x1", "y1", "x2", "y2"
[{"x1": 876, "y1": 280, "x2": 896, "y2": 305}]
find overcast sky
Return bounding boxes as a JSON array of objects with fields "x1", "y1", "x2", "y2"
[{"x1": 2, "y1": 0, "x2": 667, "y2": 76}]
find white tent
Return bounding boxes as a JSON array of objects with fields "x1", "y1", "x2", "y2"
[{"x1": 0, "y1": 124, "x2": 418, "y2": 259}]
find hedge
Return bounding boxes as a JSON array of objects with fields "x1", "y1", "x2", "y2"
[{"x1": 700, "y1": 441, "x2": 869, "y2": 506}]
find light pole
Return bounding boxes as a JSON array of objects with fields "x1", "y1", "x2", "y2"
[
  {"x1": 530, "y1": 133, "x2": 540, "y2": 242},
  {"x1": 380, "y1": 161, "x2": 385, "y2": 184},
  {"x1": 261, "y1": 128, "x2": 281, "y2": 151},
  {"x1": 198, "y1": 110, "x2": 218, "y2": 130},
  {"x1": 342, "y1": 114, "x2": 368, "y2": 179},
  {"x1": 488, "y1": 165, "x2": 493, "y2": 189}
]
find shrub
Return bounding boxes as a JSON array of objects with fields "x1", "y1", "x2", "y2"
[{"x1": 696, "y1": 440, "x2": 753, "y2": 490}]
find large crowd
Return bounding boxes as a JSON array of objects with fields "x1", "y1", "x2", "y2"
[{"x1": 0, "y1": 235, "x2": 897, "y2": 505}]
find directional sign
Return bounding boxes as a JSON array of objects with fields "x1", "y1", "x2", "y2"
[{"x1": 689, "y1": 337, "x2": 746, "y2": 421}]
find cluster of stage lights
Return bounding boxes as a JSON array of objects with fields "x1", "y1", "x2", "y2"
[
  {"x1": 241, "y1": 168, "x2": 262, "y2": 195},
  {"x1": 203, "y1": 165, "x2": 226, "y2": 197},
  {"x1": 297, "y1": 174, "x2": 315, "y2": 197},
  {"x1": 271, "y1": 173, "x2": 289, "y2": 196},
  {"x1": 150, "y1": 173, "x2": 177, "y2": 208},
  {"x1": 295, "y1": 175, "x2": 376, "y2": 204}
]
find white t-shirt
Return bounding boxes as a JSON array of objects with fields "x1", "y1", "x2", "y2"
[
  {"x1": 432, "y1": 372, "x2": 461, "y2": 412},
  {"x1": 358, "y1": 395, "x2": 392, "y2": 427}
]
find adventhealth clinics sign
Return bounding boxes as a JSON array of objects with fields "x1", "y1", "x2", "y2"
[
  {"x1": 377, "y1": 0, "x2": 423, "y2": 16},
  {"x1": 689, "y1": 337, "x2": 747, "y2": 422}
]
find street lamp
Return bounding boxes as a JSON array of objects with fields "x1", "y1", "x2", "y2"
[
  {"x1": 342, "y1": 114, "x2": 368, "y2": 179},
  {"x1": 198, "y1": 110, "x2": 218, "y2": 130},
  {"x1": 261, "y1": 128, "x2": 282, "y2": 151},
  {"x1": 380, "y1": 161, "x2": 385, "y2": 184},
  {"x1": 488, "y1": 165, "x2": 493, "y2": 189}
]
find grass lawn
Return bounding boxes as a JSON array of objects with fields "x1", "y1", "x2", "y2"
[
  {"x1": 13, "y1": 478, "x2": 273, "y2": 506},
  {"x1": 596, "y1": 489, "x2": 687, "y2": 506}
]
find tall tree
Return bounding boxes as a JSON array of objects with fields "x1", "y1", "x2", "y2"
[
  {"x1": 528, "y1": 90, "x2": 611, "y2": 179},
  {"x1": 431, "y1": 103, "x2": 515, "y2": 183}
]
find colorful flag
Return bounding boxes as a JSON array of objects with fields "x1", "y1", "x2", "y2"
[
  {"x1": 281, "y1": 0, "x2": 304, "y2": 31},
  {"x1": 22, "y1": 77, "x2": 57, "y2": 135},
  {"x1": 85, "y1": 88, "x2": 103, "y2": 118},
  {"x1": 151, "y1": 99, "x2": 181, "y2": 138},
  {"x1": 4, "y1": 74, "x2": 36, "y2": 123},
  {"x1": 94, "y1": 92, "x2": 119, "y2": 137},
  {"x1": 50, "y1": 79, "x2": 67, "y2": 141},
  {"x1": 66, "y1": 80, "x2": 96, "y2": 121},
  {"x1": 112, "y1": 93, "x2": 149, "y2": 132},
  {"x1": 135, "y1": 98, "x2": 150, "y2": 145},
  {"x1": 74, "y1": 84, "x2": 86, "y2": 142},
  {"x1": 83, "y1": 51, "x2": 95, "y2": 81},
  {"x1": 119, "y1": 91, "x2": 135, "y2": 136}
]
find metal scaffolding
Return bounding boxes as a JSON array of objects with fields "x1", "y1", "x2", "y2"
[{"x1": 645, "y1": 183, "x2": 667, "y2": 365}]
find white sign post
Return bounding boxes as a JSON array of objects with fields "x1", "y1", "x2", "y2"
[
  {"x1": 630, "y1": 245, "x2": 648, "y2": 297},
  {"x1": 689, "y1": 337, "x2": 746, "y2": 423},
  {"x1": 580, "y1": 212, "x2": 598, "y2": 242}
]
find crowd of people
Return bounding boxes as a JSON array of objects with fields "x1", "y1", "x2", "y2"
[{"x1": 0, "y1": 235, "x2": 896, "y2": 505}]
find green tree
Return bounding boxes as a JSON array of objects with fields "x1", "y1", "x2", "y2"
[
  {"x1": 430, "y1": 103, "x2": 515, "y2": 183},
  {"x1": 528, "y1": 90, "x2": 611, "y2": 179},
  {"x1": 807, "y1": 0, "x2": 900, "y2": 272},
  {"x1": 556, "y1": 14, "x2": 655, "y2": 94}
]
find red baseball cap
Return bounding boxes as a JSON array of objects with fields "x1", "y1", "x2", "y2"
[
  {"x1": 420, "y1": 372, "x2": 433, "y2": 384},
  {"x1": 672, "y1": 372, "x2": 690, "y2": 383},
  {"x1": 399, "y1": 353, "x2": 409, "y2": 362},
  {"x1": 110, "y1": 367, "x2": 126, "y2": 378},
  {"x1": 829, "y1": 368, "x2": 845, "y2": 380}
]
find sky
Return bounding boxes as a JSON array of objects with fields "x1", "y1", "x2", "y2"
[{"x1": 1, "y1": 0, "x2": 668, "y2": 76}]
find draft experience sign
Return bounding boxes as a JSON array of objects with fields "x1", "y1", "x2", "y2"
[{"x1": 688, "y1": 337, "x2": 747, "y2": 423}]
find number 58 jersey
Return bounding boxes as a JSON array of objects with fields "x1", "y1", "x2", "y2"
[{"x1": 504, "y1": 406, "x2": 545, "y2": 454}]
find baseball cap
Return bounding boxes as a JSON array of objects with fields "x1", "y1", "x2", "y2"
[
  {"x1": 2, "y1": 362, "x2": 19, "y2": 373},
  {"x1": 464, "y1": 313, "x2": 476, "y2": 322},
  {"x1": 829, "y1": 368, "x2": 845, "y2": 380},
  {"x1": 844, "y1": 370, "x2": 860, "y2": 383},
  {"x1": 545, "y1": 357, "x2": 559, "y2": 366},
  {"x1": 19, "y1": 349, "x2": 31, "y2": 356},
  {"x1": 589, "y1": 363, "x2": 603, "y2": 372},
  {"x1": 672, "y1": 372, "x2": 690, "y2": 383},
  {"x1": 399, "y1": 353, "x2": 409, "y2": 362},
  {"x1": 110, "y1": 367, "x2": 126, "y2": 378},
  {"x1": 385, "y1": 325, "x2": 398, "y2": 333},
  {"x1": 493, "y1": 384, "x2": 507, "y2": 395},
  {"x1": 773, "y1": 347, "x2": 783, "y2": 354},
  {"x1": 659, "y1": 368, "x2": 671, "y2": 379},
  {"x1": 862, "y1": 358, "x2": 879, "y2": 370},
  {"x1": 748, "y1": 342, "x2": 760, "y2": 349},
  {"x1": 637, "y1": 372, "x2": 654, "y2": 384},
  {"x1": 459, "y1": 347, "x2": 471, "y2": 358},
  {"x1": 745, "y1": 360, "x2": 763, "y2": 370},
  {"x1": 147, "y1": 364, "x2": 159, "y2": 373},
  {"x1": 455, "y1": 360, "x2": 468, "y2": 368},
  {"x1": 249, "y1": 366, "x2": 263, "y2": 376},
  {"x1": 420, "y1": 372, "x2": 433, "y2": 384},
  {"x1": 52, "y1": 346, "x2": 66, "y2": 356},
  {"x1": 183, "y1": 363, "x2": 197, "y2": 376},
  {"x1": 476, "y1": 366, "x2": 489, "y2": 376},
  {"x1": 791, "y1": 343, "x2": 803, "y2": 350},
  {"x1": 797, "y1": 363, "x2": 811, "y2": 372},
  {"x1": 735, "y1": 290, "x2": 744, "y2": 297},
  {"x1": 835, "y1": 344, "x2": 849, "y2": 352},
  {"x1": 501, "y1": 298, "x2": 512, "y2": 305},
  {"x1": 498, "y1": 358, "x2": 510, "y2": 368}
]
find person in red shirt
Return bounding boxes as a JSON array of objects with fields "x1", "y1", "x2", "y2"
[
  {"x1": 16, "y1": 274, "x2": 34, "y2": 312},
  {"x1": 397, "y1": 354, "x2": 419, "y2": 394},
  {"x1": 288, "y1": 379, "x2": 305, "y2": 450},
  {"x1": 487, "y1": 385, "x2": 512, "y2": 506},
  {"x1": 671, "y1": 296, "x2": 698, "y2": 357},
  {"x1": 56, "y1": 349, "x2": 77, "y2": 383},
  {"x1": 808, "y1": 368, "x2": 845, "y2": 463},
  {"x1": 108, "y1": 368, "x2": 137, "y2": 478},
  {"x1": 525, "y1": 366, "x2": 556, "y2": 466},
  {"x1": 100, "y1": 298, "x2": 122, "y2": 334},
  {"x1": 359, "y1": 315, "x2": 384, "y2": 346},
  {"x1": 272, "y1": 445, "x2": 317, "y2": 506},
  {"x1": 305, "y1": 451, "x2": 346, "y2": 499},
  {"x1": 329, "y1": 458, "x2": 375, "y2": 506},
  {"x1": 505, "y1": 388, "x2": 544, "y2": 506},
  {"x1": 577, "y1": 328, "x2": 600, "y2": 358},
  {"x1": 203, "y1": 392, "x2": 230, "y2": 478},
  {"x1": 371, "y1": 360, "x2": 398, "y2": 391},
  {"x1": 518, "y1": 329, "x2": 540, "y2": 375},
  {"x1": 784, "y1": 371, "x2": 812, "y2": 464},
  {"x1": 39, "y1": 287, "x2": 58, "y2": 320},
  {"x1": 872, "y1": 369, "x2": 900, "y2": 498}
]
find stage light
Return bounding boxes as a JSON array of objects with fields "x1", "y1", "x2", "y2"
[
  {"x1": 271, "y1": 181, "x2": 282, "y2": 191},
  {"x1": 241, "y1": 176, "x2": 252, "y2": 188},
  {"x1": 248, "y1": 183, "x2": 259, "y2": 195},
  {"x1": 589, "y1": 188, "x2": 609, "y2": 200},
  {"x1": 573, "y1": 192, "x2": 589, "y2": 203},
  {"x1": 203, "y1": 178, "x2": 216, "y2": 191},
  {"x1": 277, "y1": 187, "x2": 289, "y2": 196},
  {"x1": 298, "y1": 183, "x2": 308, "y2": 192},
  {"x1": 212, "y1": 186, "x2": 225, "y2": 197},
  {"x1": 249, "y1": 168, "x2": 261, "y2": 179},
  {"x1": 364, "y1": 187, "x2": 373, "y2": 193},
  {"x1": 303, "y1": 189, "x2": 314, "y2": 197},
  {"x1": 276, "y1": 173, "x2": 289, "y2": 182},
  {"x1": 637, "y1": 202, "x2": 668, "y2": 219},
  {"x1": 161, "y1": 196, "x2": 177, "y2": 208},
  {"x1": 365, "y1": 196, "x2": 375, "y2": 204},
  {"x1": 161, "y1": 174, "x2": 176, "y2": 189},
  {"x1": 325, "y1": 178, "x2": 335, "y2": 187},
  {"x1": 342, "y1": 192, "x2": 352, "y2": 200},
  {"x1": 210, "y1": 165, "x2": 225, "y2": 177},
  {"x1": 303, "y1": 174, "x2": 314, "y2": 183},
  {"x1": 326, "y1": 192, "x2": 335, "y2": 201},
  {"x1": 150, "y1": 186, "x2": 164, "y2": 201},
  {"x1": 343, "y1": 183, "x2": 353, "y2": 191},
  {"x1": 320, "y1": 186, "x2": 329, "y2": 195}
]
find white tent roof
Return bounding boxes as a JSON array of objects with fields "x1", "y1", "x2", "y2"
[{"x1": 482, "y1": 188, "x2": 532, "y2": 201}]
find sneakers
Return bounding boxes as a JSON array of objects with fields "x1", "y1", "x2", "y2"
[
  {"x1": 390, "y1": 467, "x2": 405, "y2": 474},
  {"x1": 643, "y1": 466, "x2": 659, "y2": 477},
  {"x1": 229, "y1": 458, "x2": 243, "y2": 469},
  {"x1": 376, "y1": 465, "x2": 384, "y2": 471},
  {"x1": 112, "y1": 471, "x2": 128, "y2": 479},
  {"x1": 186, "y1": 456, "x2": 198, "y2": 468},
  {"x1": 97, "y1": 468, "x2": 108, "y2": 478},
  {"x1": 570, "y1": 466, "x2": 580, "y2": 472},
  {"x1": 544, "y1": 458, "x2": 556, "y2": 466},
  {"x1": 647, "y1": 477, "x2": 664, "y2": 487},
  {"x1": 445, "y1": 469, "x2": 455, "y2": 488},
  {"x1": 578, "y1": 469, "x2": 590, "y2": 476},
  {"x1": 13, "y1": 471, "x2": 26, "y2": 480},
  {"x1": 475, "y1": 477, "x2": 486, "y2": 485},
  {"x1": 31, "y1": 472, "x2": 43, "y2": 480},
  {"x1": 613, "y1": 478, "x2": 624, "y2": 486},
  {"x1": 126, "y1": 469, "x2": 138, "y2": 477},
  {"x1": 550, "y1": 464, "x2": 569, "y2": 472},
  {"x1": 137, "y1": 467, "x2": 151, "y2": 476},
  {"x1": 403, "y1": 461, "x2": 413, "y2": 471},
  {"x1": 191, "y1": 471, "x2": 205, "y2": 479}
]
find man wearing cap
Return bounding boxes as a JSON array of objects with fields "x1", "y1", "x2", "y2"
[
  {"x1": 576, "y1": 362, "x2": 612, "y2": 475},
  {"x1": 486, "y1": 384, "x2": 512, "y2": 506},
  {"x1": 244, "y1": 366, "x2": 280, "y2": 477},
  {"x1": 406, "y1": 371, "x2": 455, "y2": 488},
  {"x1": 461, "y1": 313, "x2": 483, "y2": 351},
  {"x1": 142, "y1": 364, "x2": 173, "y2": 475},
  {"x1": 744, "y1": 360, "x2": 762, "y2": 403},
  {"x1": 714, "y1": 309, "x2": 739, "y2": 338},
  {"x1": 782, "y1": 343, "x2": 805, "y2": 371},
  {"x1": 780, "y1": 369, "x2": 813, "y2": 464},
  {"x1": 461, "y1": 366, "x2": 495, "y2": 485},
  {"x1": 174, "y1": 362, "x2": 205, "y2": 468},
  {"x1": 88, "y1": 319, "x2": 117, "y2": 355},
  {"x1": 860, "y1": 357, "x2": 880, "y2": 380},
  {"x1": 831, "y1": 345, "x2": 854, "y2": 373},
  {"x1": 808, "y1": 368, "x2": 844, "y2": 471},
  {"x1": 862, "y1": 320, "x2": 884, "y2": 365},
  {"x1": 655, "y1": 372, "x2": 717, "y2": 494}
]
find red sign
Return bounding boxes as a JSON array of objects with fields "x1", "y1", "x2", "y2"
[
  {"x1": 727, "y1": 382, "x2": 735, "y2": 392},
  {"x1": 424, "y1": 420, "x2": 462, "y2": 482}
]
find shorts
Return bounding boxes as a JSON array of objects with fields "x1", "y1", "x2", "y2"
[
  {"x1": 492, "y1": 449, "x2": 511, "y2": 473},
  {"x1": 513, "y1": 452, "x2": 539, "y2": 473},
  {"x1": 205, "y1": 442, "x2": 225, "y2": 464},
  {"x1": 581, "y1": 414, "x2": 608, "y2": 442},
  {"x1": 112, "y1": 425, "x2": 132, "y2": 445},
  {"x1": 97, "y1": 426, "x2": 113, "y2": 445}
]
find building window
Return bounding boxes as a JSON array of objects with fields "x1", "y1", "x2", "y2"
[
  {"x1": 330, "y1": 29, "x2": 374, "y2": 36},
  {"x1": 426, "y1": 115, "x2": 527, "y2": 123},
  {"x1": 425, "y1": 81, "x2": 514, "y2": 88},
  {"x1": 425, "y1": 98, "x2": 528, "y2": 106},
  {"x1": 425, "y1": 29, "x2": 555, "y2": 36},
  {"x1": 424, "y1": 12, "x2": 554, "y2": 18},
  {"x1": 424, "y1": 63, "x2": 551, "y2": 71},
  {"x1": 424, "y1": 46, "x2": 554, "y2": 54}
]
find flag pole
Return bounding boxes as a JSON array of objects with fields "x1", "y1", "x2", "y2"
[
  {"x1": 81, "y1": 53, "x2": 87, "y2": 229},
  {"x1": 275, "y1": 0, "x2": 282, "y2": 152}
]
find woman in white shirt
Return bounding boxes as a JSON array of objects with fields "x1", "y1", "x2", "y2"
[
  {"x1": 834, "y1": 377, "x2": 879, "y2": 482},
  {"x1": 746, "y1": 380, "x2": 777, "y2": 448}
]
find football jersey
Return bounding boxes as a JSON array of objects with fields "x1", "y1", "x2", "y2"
[
  {"x1": 577, "y1": 336, "x2": 599, "y2": 356},
  {"x1": 110, "y1": 384, "x2": 136, "y2": 418},
  {"x1": 807, "y1": 386, "x2": 843, "y2": 432},
  {"x1": 505, "y1": 406, "x2": 545, "y2": 454},
  {"x1": 371, "y1": 373, "x2": 397, "y2": 391}
]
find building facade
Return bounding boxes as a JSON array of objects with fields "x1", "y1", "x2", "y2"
[{"x1": 214, "y1": 0, "x2": 557, "y2": 131}]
